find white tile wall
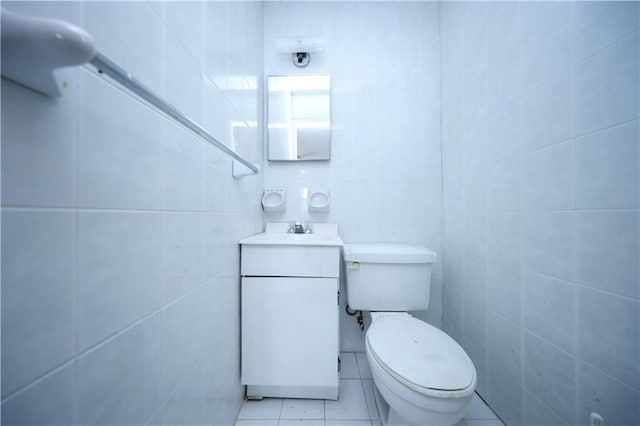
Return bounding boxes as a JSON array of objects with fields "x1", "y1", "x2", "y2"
[
  {"x1": 1, "y1": 211, "x2": 76, "y2": 395},
  {"x1": 263, "y1": 2, "x2": 442, "y2": 351},
  {"x1": 3, "y1": 3, "x2": 638, "y2": 425},
  {"x1": 77, "y1": 211, "x2": 162, "y2": 351},
  {"x1": 1, "y1": 1, "x2": 264, "y2": 425},
  {"x1": 441, "y1": 2, "x2": 640, "y2": 426}
]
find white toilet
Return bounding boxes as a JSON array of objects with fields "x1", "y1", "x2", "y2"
[{"x1": 343, "y1": 243, "x2": 476, "y2": 426}]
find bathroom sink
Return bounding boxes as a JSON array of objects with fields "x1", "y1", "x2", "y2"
[
  {"x1": 239, "y1": 223, "x2": 343, "y2": 247},
  {"x1": 240, "y1": 222, "x2": 343, "y2": 278}
]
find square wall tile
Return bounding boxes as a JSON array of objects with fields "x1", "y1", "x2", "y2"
[
  {"x1": 464, "y1": 300, "x2": 487, "y2": 353},
  {"x1": 523, "y1": 141, "x2": 573, "y2": 211},
  {"x1": 574, "y1": 1, "x2": 640, "y2": 63},
  {"x1": 573, "y1": 32, "x2": 639, "y2": 136},
  {"x1": 487, "y1": 101, "x2": 521, "y2": 163},
  {"x1": 487, "y1": 45, "x2": 521, "y2": 114},
  {"x1": 575, "y1": 121, "x2": 639, "y2": 209},
  {"x1": 486, "y1": 213, "x2": 521, "y2": 267},
  {"x1": 463, "y1": 169, "x2": 486, "y2": 212},
  {"x1": 521, "y1": 72, "x2": 572, "y2": 152},
  {"x1": 164, "y1": 32, "x2": 204, "y2": 123},
  {"x1": 78, "y1": 211, "x2": 162, "y2": 351},
  {"x1": 523, "y1": 272, "x2": 577, "y2": 354},
  {"x1": 465, "y1": 340, "x2": 488, "y2": 397},
  {"x1": 485, "y1": 1, "x2": 521, "y2": 60},
  {"x1": 2, "y1": 0, "x2": 81, "y2": 24},
  {"x1": 523, "y1": 211, "x2": 574, "y2": 281},
  {"x1": 1, "y1": 211, "x2": 76, "y2": 396},
  {"x1": 486, "y1": 261, "x2": 521, "y2": 325},
  {"x1": 577, "y1": 287, "x2": 639, "y2": 390},
  {"x1": 78, "y1": 71, "x2": 162, "y2": 210},
  {"x1": 165, "y1": 1, "x2": 204, "y2": 65},
  {"x1": 1, "y1": 75, "x2": 77, "y2": 208},
  {"x1": 463, "y1": 123, "x2": 490, "y2": 171},
  {"x1": 162, "y1": 291, "x2": 204, "y2": 400},
  {"x1": 1, "y1": 363, "x2": 75, "y2": 425},
  {"x1": 485, "y1": 156, "x2": 521, "y2": 211},
  {"x1": 520, "y1": 1, "x2": 571, "y2": 94},
  {"x1": 577, "y1": 361, "x2": 640, "y2": 426},
  {"x1": 487, "y1": 312, "x2": 522, "y2": 381},
  {"x1": 83, "y1": 1, "x2": 164, "y2": 92},
  {"x1": 464, "y1": 213, "x2": 487, "y2": 258},
  {"x1": 77, "y1": 314, "x2": 162, "y2": 425},
  {"x1": 575, "y1": 211, "x2": 639, "y2": 299},
  {"x1": 162, "y1": 212, "x2": 204, "y2": 303},
  {"x1": 463, "y1": 254, "x2": 487, "y2": 308},
  {"x1": 487, "y1": 361, "x2": 522, "y2": 426},
  {"x1": 524, "y1": 331, "x2": 576, "y2": 424},
  {"x1": 523, "y1": 389, "x2": 568, "y2": 426},
  {"x1": 162, "y1": 359, "x2": 204, "y2": 426},
  {"x1": 161, "y1": 125, "x2": 203, "y2": 212}
]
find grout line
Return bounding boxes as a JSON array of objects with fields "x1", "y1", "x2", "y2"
[
  {"x1": 573, "y1": 27, "x2": 639, "y2": 67},
  {"x1": 1, "y1": 206, "x2": 232, "y2": 215},
  {"x1": 2, "y1": 267, "x2": 238, "y2": 403},
  {"x1": 0, "y1": 358, "x2": 76, "y2": 404}
]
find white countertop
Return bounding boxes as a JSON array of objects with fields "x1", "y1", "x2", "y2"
[{"x1": 239, "y1": 223, "x2": 343, "y2": 247}]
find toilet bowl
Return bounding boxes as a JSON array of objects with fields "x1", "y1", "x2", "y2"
[
  {"x1": 365, "y1": 312, "x2": 476, "y2": 426},
  {"x1": 343, "y1": 243, "x2": 477, "y2": 426}
]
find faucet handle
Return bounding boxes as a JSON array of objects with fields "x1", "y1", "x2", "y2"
[
  {"x1": 304, "y1": 223, "x2": 313, "y2": 234},
  {"x1": 287, "y1": 222, "x2": 296, "y2": 233}
]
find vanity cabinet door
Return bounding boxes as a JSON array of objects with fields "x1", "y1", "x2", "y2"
[{"x1": 241, "y1": 276, "x2": 338, "y2": 389}]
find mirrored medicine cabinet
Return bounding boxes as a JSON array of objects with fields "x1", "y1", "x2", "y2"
[{"x1": 267, "y1": 74, "x2": 331, "y2": 161}]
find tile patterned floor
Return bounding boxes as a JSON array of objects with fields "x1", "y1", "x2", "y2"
[{"x1": 235, "y1": 352, "x2": 504, "y2": 426}]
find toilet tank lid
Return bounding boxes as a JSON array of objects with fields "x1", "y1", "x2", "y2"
[{"x1": 343, "y1": 243, "x2": 436, "y2": 264}]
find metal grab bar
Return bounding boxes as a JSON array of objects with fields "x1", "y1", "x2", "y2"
[{"x1": 89, "y1": 53, "x2": 260, "y2": 178}]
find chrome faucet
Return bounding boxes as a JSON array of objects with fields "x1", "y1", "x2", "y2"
[{"x1": 288, "y1": 222, "x2": 313, "y2": 234}]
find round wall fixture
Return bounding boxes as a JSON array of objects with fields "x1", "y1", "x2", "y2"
[
  {"x1": 292, "y1": 52, "x2": 310, "y2": 67},
  {"x1": 262, "y1": 189, "x2": 286, "y2": 213},
  {"x1": 308, "y1": 190, "x2": 330, "y2": 212}
]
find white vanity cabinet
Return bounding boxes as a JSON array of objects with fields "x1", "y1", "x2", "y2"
[{"x1": 239, "y1": 223, "x2": 342, "y2": 400}]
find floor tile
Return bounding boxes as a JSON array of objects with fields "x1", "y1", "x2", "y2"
[
  {"x1": 279, "y1": 420, "x2": 324, "y2": 426},
  {"x1": 281, "y1": 399, "x2": 324, "y2": 420},
  {"x1": 464, "y1": 420, "x2": 505, "y2": 426},
  {"x1": 466, "y1": 393, "x2": 499, "y2": 420},
  {"x1": 340, "y1": 352, "x2": 360, "y2": 379},
  {"x1": 324, "y1": 380, "x2": 369, "y2": 420},
  {"x1": 236, "y1": 421, "x2": 279, "y2": 426},
  {"x1": 234, "y1": 385, "x2": 503, "y2": 426},
  {"x1": 237, "y1": 398, "x2": 283, "y2": 420},
  {"x1": 361, "y1": 380, "x2": 380, "y2": 421},
  {"x1": 355, "y1": 353, "x2": 372, "y2": 379}
]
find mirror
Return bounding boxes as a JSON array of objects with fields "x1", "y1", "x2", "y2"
[{"x1": 267, "y1": 74, "x2": 331, "y2": 161}]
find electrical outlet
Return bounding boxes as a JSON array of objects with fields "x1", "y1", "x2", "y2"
[{"x1": 590, "y1": 412, "x2": 604, "y2": 426}]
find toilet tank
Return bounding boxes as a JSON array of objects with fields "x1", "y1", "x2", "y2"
[{"x1": 343, "y1": 243, "x2": 437, "y2": 311}]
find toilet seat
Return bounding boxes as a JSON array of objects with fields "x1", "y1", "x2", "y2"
[{"x1": 367, "y1": 315, "x2": 475, "y2": 397}]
